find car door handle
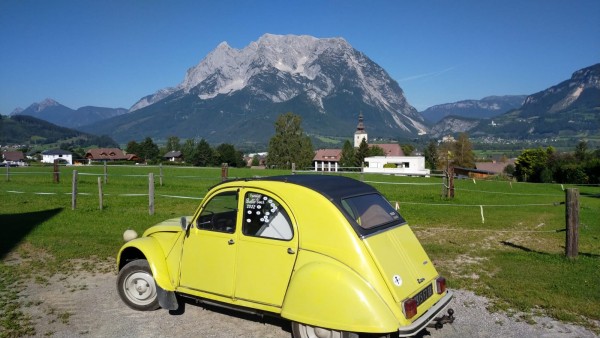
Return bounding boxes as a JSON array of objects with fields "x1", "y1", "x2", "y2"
[
  {"x1": 287, "y1": 248, "x2": 295, "y2": 254},
  {"x1": 228, "y1": 239, "x2": 235, "y2": 245}
]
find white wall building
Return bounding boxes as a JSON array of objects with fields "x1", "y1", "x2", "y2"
[
  {"x1": 363, "y1": 156, "x2": 430, "y2": 176},
  {"x1": 41, "y1": 149, "x2": 73, "y2": 165}
]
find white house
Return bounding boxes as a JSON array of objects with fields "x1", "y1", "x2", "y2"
[
  {"x1": 363, "y1": 156, "x2": 430, "y2": 176},
  {"x1": 41, "y1": 149, "x2": 73, "y2": 165}
]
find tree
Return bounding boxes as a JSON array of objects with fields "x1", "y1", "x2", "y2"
[
  {"x1": 401, "y1": 144, "x2": 415, "y2": 156},
  {"x1": 436, "y1": 141, "x2": 454, "y2": 171},
  {"x1": 196, "y1": 139, "x2": 215, "y2": 166},
  {"x1": 355, "y1": 138, "x2": 370, "y2": 166},
  {"x1": 368, "y1": 145, "x2": 385, "y2": 157},
  {"x1": 424, "y1": 140, "x2": 438, "y2": 170},
  {"x1": 575, "y1": 140, "x2": 589, "y2": 162},
  {"x1": 181, "y1": 139, "x2": 197, "y2": 164},
  {"x1": 267, "y1": 112, "x2": 314, "y2": 169},
  {"x1": 453, "y1": 133, "x2": 475, "y2": 168},
  {"x1": 339, "y1": 140, "x2": 356, "y2": 168},
  {"x1": 165, "y1": 136, "x2": 181, "y2": 152},
  {"x1": 126, "y1": 140, "x2": 141, "y2": 156},
  {"x1": 514, "y1": 147, "x2": 552, "y2": 182},
  {"x1": 251, "y1": 155, "x2": 260, "y2": 166},
  {"x1": 215, "y1": 143, "x2": 244, "y2": 167},
  {"x1": 139, "y1": 137, "x2": 160, "y2": 162}
]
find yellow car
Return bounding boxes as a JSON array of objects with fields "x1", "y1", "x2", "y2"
[{"x1": 116, "y1": 175, "x2": 454, "y2": 337}]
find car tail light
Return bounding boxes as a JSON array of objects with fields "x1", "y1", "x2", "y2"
[
  {"x1": 435, "y1": 276, "x2": 447, "y2": 294},
  {"x1": 402, "y1": 298, "x2": 418, "y2": 319}
]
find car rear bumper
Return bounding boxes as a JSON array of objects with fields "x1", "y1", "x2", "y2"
[{"x1": 398, "y1": 290, "x2": 454, "y2": 337}]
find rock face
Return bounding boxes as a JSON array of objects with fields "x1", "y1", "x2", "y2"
[{"x1": 85, "y1": 34, "x2": 426, "y2": 144}]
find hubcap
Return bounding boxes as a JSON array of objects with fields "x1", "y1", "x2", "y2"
[
  {"x1": 123, "y1": 271, "x2": 156, "y2": 306},
  {"x1": 298, "y1": 324, "x2": 342, "y2": 338}
]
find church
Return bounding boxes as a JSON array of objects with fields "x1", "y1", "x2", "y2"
[{"x1": 312, "y1": 113, "x2": 430, "y2": 176}]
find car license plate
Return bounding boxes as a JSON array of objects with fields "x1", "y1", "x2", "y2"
[{"x1": 413, "y1": 284, "x2": 433, "y2": 306}]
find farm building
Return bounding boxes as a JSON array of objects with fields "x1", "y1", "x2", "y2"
[
  {"x1": 41, "y1": 149, "x2": 73, "y2": 165},
  {"x1": 363, "y1": 156, "x2": 430, "y2": 176}
]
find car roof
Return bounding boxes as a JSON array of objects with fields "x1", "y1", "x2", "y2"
[
  {"x1": 262, "y1": 175, "x2": 378, "y2": 200},
  {"x1": 218, "y1": 174, "x2": 378, "y2": 201}
]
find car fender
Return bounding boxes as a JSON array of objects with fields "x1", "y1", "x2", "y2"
[
  {"x1": 117, "y1": 236, "x2": 175, "y2": 291},
  {"x1": 281, "y1": 257, "x2": 398, "y2": 333}
]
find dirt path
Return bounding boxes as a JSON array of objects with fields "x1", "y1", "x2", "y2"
[{"x1": 19, "y1": 265, "x2": 598, "y2": 338}]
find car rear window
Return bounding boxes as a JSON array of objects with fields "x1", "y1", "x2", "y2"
[{"x1": 341, "y1": 193, "x2": 405, "y2": 230}]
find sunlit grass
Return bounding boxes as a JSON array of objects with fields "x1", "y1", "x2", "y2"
[{"x1": 1, "y1": 164, "x2": 599, "y2": 332}]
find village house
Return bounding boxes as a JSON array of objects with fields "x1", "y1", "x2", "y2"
[
  {"x1": 41, "y1": 149, "x2": 73, "y2": 165},
  {"x1": 85, "y1": 148, "x2": 140, "y2": 164},
  {"x1": 163, "y1": 150, "x2": 183, "y2": 162},
  {"x1": 2, "y1": 150, "x2": 26, "y2": 166},
  {"x1": 313, "y1": 149, "x2": 342, "y2": 171}
]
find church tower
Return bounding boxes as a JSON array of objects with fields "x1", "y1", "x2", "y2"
[{"x1": 354, "y1": 112, "x2": 368, "y2": 147}]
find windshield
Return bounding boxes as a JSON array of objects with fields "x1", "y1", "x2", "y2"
[{"x1": 341, "y1": 193, "x2": 405, "y2": 231}]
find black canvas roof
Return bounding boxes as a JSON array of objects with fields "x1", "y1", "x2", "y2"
[{"x1": 261, "y1": 175, "x2": 378, "y2": 202}]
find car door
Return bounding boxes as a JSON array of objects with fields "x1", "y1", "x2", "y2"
[
  {"x1": 233, "y1": 189, "x2": 298, "y2": 307},
  {"x1": 178, "y1": 189, "x2": 239, "y2": 298}
]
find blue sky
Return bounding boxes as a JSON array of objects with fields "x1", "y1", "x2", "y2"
[{"x1": 1, "y1": 0, "x2": 599, "y2": 115}]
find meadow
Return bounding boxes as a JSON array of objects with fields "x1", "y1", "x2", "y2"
[{"x1": 1, "y1": 164, "x2": 599, "y2": 335}]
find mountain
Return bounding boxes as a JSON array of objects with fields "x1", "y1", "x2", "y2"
[
  {"x1": 470, "y1": 63, "x2": 600, "y2": 139},
  {"x1": 81, "y1": 34, "x2": 426, "y2": 145},
  {"x1": 429, "y1": 116, "x2": 481, "y2": 138},
  {"x1": 420, "y1": 95, "x2": 526, "y2": 124},
  {"x1": 11, "y1": 98, "x2": 128, "y2": 129},
  {"x1": 0, "y1": 114, "x2": 118, "y2": 147}
]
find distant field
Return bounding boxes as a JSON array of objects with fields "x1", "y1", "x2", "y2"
[{"x1": 1, "y1": 164, "x2": 599, "y2": 333}]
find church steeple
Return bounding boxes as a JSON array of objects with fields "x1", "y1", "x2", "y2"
[{"x1": 354, "y1": 112, "x2": 368, "y2": 147}]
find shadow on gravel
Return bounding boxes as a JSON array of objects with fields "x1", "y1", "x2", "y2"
[
  {"x1": 172, "y1": 296, "x2": 293, "y2": 335},
  {"x1": 0, "y1": 207, "x2": 63, "y2": 259}
]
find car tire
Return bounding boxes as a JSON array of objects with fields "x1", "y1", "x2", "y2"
[{"x1": 117, "y1": 259, "x2": 160, "y2": 311}]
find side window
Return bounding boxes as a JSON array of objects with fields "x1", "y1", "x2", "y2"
[
  {"x1": 243, "y1": 192, "x2": 293, "y2": 240},
  {"x1": 196, "y1": 191, "x2": 238, "y2": 233}
]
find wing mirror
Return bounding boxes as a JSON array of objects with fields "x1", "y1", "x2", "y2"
[{"x1": 180, "y1": 216, "x2": 190, "y2": 231}]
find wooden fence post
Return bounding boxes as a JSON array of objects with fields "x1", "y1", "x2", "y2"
[
  {"x1": 98, "y1": 177, "x2": 103, "y2": 210},
  {"x1": 448, "y1": 166, "x2": 455, "y2": 199},
  {"x1": 221, "y1": 163, "x2": 228, "y2": 182},
  {"x1": 103, "y1": 161, "x2": 108, "y2": 184},
  {"x1": 149, "y1": 173, "x2": 154, "y2": 215},
  {"x1": 53, "y1": 159, "x2": 60, "y2": 183},
  {"x1": 159, "y1": 163, "x2": 163, "y2": 186},
  {"x1": 565, "y1": 188, "x2": 579, "y2": 258},
  {"x1": 71, "y1": 170, "x2": 78, "y2": 210}
]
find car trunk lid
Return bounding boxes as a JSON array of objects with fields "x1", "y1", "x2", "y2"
[{"x1": 363, "y1": 225, "x2": 439, "y2": 304}]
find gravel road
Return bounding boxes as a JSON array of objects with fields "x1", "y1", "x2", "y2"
[{"x1": 19, "y1": 262, "x2": 598, "y2": 338}]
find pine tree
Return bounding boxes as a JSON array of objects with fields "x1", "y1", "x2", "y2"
[
  {"x1": 267, "y1": 112, "x2": 314, "y2": 169},
  {"x1": 355, "y1": 138, "x2": 370, "y2": 167},
  {"x1": 339, "y1": 140, "x2": 356, "y2": 168}
]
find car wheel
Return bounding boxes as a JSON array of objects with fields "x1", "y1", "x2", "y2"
[
  {"x1": 292, "y1": 322, "x2": 359, "y2": 338},
  {"x1": 292, "y1": 322, "x2": 397, "y2": 338},
  {"x1": 117, "y1": 259, "x2": 160, "y2": 311}
]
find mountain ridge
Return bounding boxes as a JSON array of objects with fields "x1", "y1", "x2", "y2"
[
  {"x1": 11, "y1": 99, "x2": 127, "y2": 129},
  {"x1": 420, "y1": 95, "x2": 527, "y2": 123},
  {"x1": 82, "y1": 34, "x2": 426, "y2": 145}
]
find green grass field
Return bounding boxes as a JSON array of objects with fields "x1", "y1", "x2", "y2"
[{"x1": 1, "y1": 164, "x2": 599, "y2": 335}]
